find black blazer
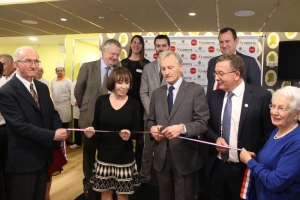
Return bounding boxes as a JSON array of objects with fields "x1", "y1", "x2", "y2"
[
  {"x1": 206, "y1": 51, "x2": 261, "y2": 97},
  {"x1": 206, "y1": 83, "x2": 275, "y2": 175},
  {"x1": 0, "y1": 75, "x2": 62, "y2": 173}
]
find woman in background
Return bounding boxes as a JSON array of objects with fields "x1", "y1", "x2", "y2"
[
  {"x1": 121, "y1": 35, "x2": 150, "y2": 171},
  {"x1": 85, "y1": 67, "x2": 141, "y2": 200},
  {"x1": 240, "y1": 86, "x2": 300, "y2": 200}
]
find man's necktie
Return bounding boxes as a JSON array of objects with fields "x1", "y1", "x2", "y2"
[
  {"x1": 167, "y1": 86, "x2": 174, "y2": 114},
  {"x1": 221, "y1": 92, "x2": 234, "y2": 162},
  {"x1": 101, "y1": 67, "x2": 109, "y2": 94},
  {"x1": 30, "y1": 83, "x2": 40, "y2": 109},
  {"x1": 159, "y1": 69, "x2": 163, "y2": 83}
]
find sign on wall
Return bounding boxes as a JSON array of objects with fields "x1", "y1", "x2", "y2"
[{"x1": 144, "y1": 36, "x2": 259, "y2": 92}]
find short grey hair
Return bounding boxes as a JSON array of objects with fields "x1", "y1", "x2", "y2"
[
  {"x1": 0, "y1": 53, "x2": 13, "y2": 64},
  {"x1": 158, "y1": 51, "x2": 183, "y2": 67},
  {"x1": 101, "y1": 39, "x2": 121, "y2": 51},
  {"x1": 272, "y1": 86, "x2": 300, "y2": 110},
  {"x1": 14, "y1": 46, "x2": 38, "y2": 60}
]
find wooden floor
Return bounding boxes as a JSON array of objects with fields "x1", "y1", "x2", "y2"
[{"x1": 50, "y1": 145, "x2": 84, "y2": 200}]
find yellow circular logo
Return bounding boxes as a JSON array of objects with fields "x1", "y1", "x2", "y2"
[
  {"x1": 119, "y1": 33, "x2": 128, "y2": 47},
  {"x1": 107, "y1": 33, "x2": 115, "y2": 39},
  {"x1": 265, "y1": 70, "x2": 277, "y2": 86},
  {"x1": 267, "y1": 32, "x2": 280, "y2": 49}
]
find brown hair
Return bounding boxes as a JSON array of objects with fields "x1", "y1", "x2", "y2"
[
  {"x1": 216, "y1": 54, "x2": 244, "y2": 77},
  {"x1": 107, "y1": 67, "x2": 132, "y2": 91}
]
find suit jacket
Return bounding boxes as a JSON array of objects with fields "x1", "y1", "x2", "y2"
[
  {"x1": 74, "y1": 59, "x2": 117, "y2": 128},
  {"x1": 0, "y1": 75, "x2": 62, "y2": 173},
  {"x1": 206, "y1": 51, "x2": 261, "y2": 97},
  {"x1": 147, "y1": 80, "x2": 210, "y2": 175},
  {"x1": 206, "y1": 83, "x2": 275, "y2": 175},
  {"x1": 140, "y1": 60, "x2": 166, "y2": 120}
]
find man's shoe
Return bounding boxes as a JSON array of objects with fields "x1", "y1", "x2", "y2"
[
  {"x1": 70, "y1": 144, "x2": 81, "y2": 149},
  {"x1": 84, "y1": 188, "x2": 95, "y2": 200}
]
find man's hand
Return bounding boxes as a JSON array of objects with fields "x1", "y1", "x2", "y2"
[
  {"x1": 84, "y1": 127, "x2": 95, "y2": 138},
  {"x1": 151, "y1": 125, "x2": 163, "y2": 141},
  {"x1": 215, "y1": 137, "x2": 230, "y2": 153},
  {"x1": 54, "y1": 128, "x2": 70, "y2": 141},
  {"x1": 119, "y1": 129, "x2": 131, "y2": 141},
  {"x1": 162, "y1": 124, "x2": 184, "y2": 140}
]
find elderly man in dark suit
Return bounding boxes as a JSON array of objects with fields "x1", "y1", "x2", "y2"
[
  {"x1": 206, "y1": 28, "x2": 261, "y2": 98},
  {"x1": 148, "y1": 51, "x2": 210, "y2": 200},
  {"x1": 0, "y1": 46, "x2": 69, "y2": 200},
  {"x1": 74, "y1": 39, "x2": 121, "y2": 199},
  {"x1": 206, "y1": 54, "x2": 274, "y2": 200}
]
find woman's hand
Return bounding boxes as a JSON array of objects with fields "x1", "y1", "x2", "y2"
[
  {"x1": 84, "y1": 127, "x2": 95, "y2": 138},
  {"x1": 119, "y1": 129, "x2": 131, "y2": 141},
  {"x1": 240, "y1": 148, "x2": 256, "y2": 164}
]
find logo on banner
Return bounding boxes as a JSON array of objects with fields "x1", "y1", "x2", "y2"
[
  {"x1": 240, "y1": 41, "x2": 244, "y2": 45},
  {"x1": 153, "y1": 53, "x2": 158, "y2": 59},
  {"x1": 183, "y1": 63, "x2": 193, "y2": 66},
  {"x1": 190, "y1": 68, "x2": 197, "y2": 74},
  {"x1": 199, "y1": 41, "x2": 203, "y2": 45},
  {"x1": 249, "y1": 46, "x2": 255, "y2": 53},
  {"x1": 190, "y1": 54, "x2": 197, "y2": 60},
  {"x1": 191, "y1": 39, "x2": 197, "y2": 46},
  {"x1": 170, "y1": 42, "x2": 177, "y2": 45},
  {"x1": 208, "y1": 46, "x2": 215, "y2": 53},
  {"x1": 184, "y1": 77, "x2": 193, "y2": 81},
  {"x1": 170, "y1": 46, "x2": 176, "y2": 51}
]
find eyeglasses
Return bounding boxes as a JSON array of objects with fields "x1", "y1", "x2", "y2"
[
  {"x1": 213, "y1": 71, "x2": 237, "y2": 77},
  {"x1": 269, "y1": 104, "x2": 289, "y2": 113},
  {"x1": 17, "y1": 59, "x2": 41, "y2": 66}
]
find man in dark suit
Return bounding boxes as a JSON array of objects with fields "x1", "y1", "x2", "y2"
[
  {"x1": 206, "y1": 54, "x2": 274, "y2": 200},
  {"x1": 206, "y1": 28, "x2": 261, "y2": 98},
  {"x1": 148, "y1": 51, "x2": 210, "y2": 200},
  {"x1": 74, "y1": 39, "x2": 121, "y2": 199},
  {"x1": 0, "y1": 46, "x2": 69, "y2": 200}
]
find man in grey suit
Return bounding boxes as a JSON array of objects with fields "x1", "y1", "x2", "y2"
[
  {"x1": 74, "y1": 39, "x2": 121, "y2": 200},
  {"x1": 139, "y1": 35, "x2": 170, "y2": 187},
  {"x1": 148, "y1": 51, "x2": 210, "y2": 200}
]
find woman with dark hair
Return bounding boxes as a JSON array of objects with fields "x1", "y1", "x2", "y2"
[
  {"x1": 121, "y1": 35, "x2": 150, "y2": 171},
  {"x1": 85, "y1": 67, "x2": 141, "y2": 200}
]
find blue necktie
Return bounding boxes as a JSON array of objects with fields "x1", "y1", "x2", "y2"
[
  {"x1": 167, "y1": 86, "x2": 174, "y2": 114},
  {"x1": 222, "y1": 92, "x2": 234, "y2": 162}
]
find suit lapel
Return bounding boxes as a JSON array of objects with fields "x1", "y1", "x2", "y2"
[
  {"x1": 93, "y1": 60, "x2": 102, "y2": 94},
  {"x1": 152, "y1": 60, "x2": 161, "y2": 84},
  {"x1": 215, "y1": 91, "x2": 225, "y2": 133},
  {"x1": 159, "y1": 85, "x2": 169, "y2": 119},
  {"x1": 238, "y1": 84, "x2": 253, "y2": 139},
  {"x1": 13, "y1": 77, "x2": 40, "y2": 111}
]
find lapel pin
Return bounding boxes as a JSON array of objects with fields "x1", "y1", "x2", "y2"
[{"x1": 245, "y1": 104, "x2": 248, "y2": 107}]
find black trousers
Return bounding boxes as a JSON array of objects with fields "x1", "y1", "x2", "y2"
[
  {"x1": 0, "y1": 125, "x2": 7, "y2": 200},
  {"x1": 6, "y1": 167, "x2": 48, "y2": 200}
]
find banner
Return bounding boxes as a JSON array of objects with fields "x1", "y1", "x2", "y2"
[{"x1": 144, "y1": 36, "x2": 259, "y2": 92}]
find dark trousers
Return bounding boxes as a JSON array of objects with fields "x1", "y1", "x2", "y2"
[
  {"x1": 156, "y1": 147, "x2": 197, "y2": 200},
  {"x1": 197, "y1": 144, "x2": 210, "y2": 198},
  {"x1": 82, "y1": 133, "x2": 99, "y2": 189},
  {"x1": 6, "y1": 167, "x2": 48, "y2": 200},
  {"x1": 210, "y1": 158, "x2": 244, "y2": 200},
  {"x1": 0, "y1": 125, "x2": 7, "y2": 200},
  {"x1": 73, "y1": 118, "x2": 82, "y2": 146}
]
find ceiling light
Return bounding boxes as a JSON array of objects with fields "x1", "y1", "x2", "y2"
[
  {"x1": 189, "y1": 13, "x2": 196, "y2": 16},
  {"x1": 235, "y1": 10, "x2": 255, "y2": 17},
  {"x1": 29, "y1": 37, "x2": 38, "y2": 41},
  {"x1": 99, "y1": 16, "x2": 105, "y2": 19},
  {"x1": 61, "y1": 18, "x2": 67, "y2": 21},
  {"x1": 22, "y1": 20, "x2": 37, "y2": 24}
]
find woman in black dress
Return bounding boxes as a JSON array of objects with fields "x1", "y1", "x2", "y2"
[
  {"x1": 121, "y1": 35, "x2": 150, "y2": 171},
  {"x1": 84, "y1": 67, "x2": 141, "y2": 200}
]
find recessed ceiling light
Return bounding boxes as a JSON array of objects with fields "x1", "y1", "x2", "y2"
[
  {"x1": 29, "y1": 37, "x2": 38, "y2": 41},
  {"x1": 235, "y1": 10, "x2": 255, "y2": 17},
  {"x1": 22, "y1": 20, "x2": 37, "y2": 24},
  {"x1": 99, "y1": 16, "x2": 105, "y2": 19},
  {"x1": 61, "y1": 18, "x2": 67, "y2": 21},
  {"x1": 189, "y1": 13, "x2": 196, "y2": 16}
]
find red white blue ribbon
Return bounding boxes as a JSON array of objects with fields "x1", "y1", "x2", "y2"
[{"x1": 240, "y1": 167, "x2": 252, "y2": 199}]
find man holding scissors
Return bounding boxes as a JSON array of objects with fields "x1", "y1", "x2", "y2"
[{"x1": 206, "y1": 54, "x2": 274, "y2": 200}]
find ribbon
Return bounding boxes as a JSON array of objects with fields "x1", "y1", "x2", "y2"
[{"x1": 67, "y1": 128, "x2": 242, "y2": 151}]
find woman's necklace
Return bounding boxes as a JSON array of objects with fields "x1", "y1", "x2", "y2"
[{"x1": 274, "y1": 123, "x2": 298, "y2": 139}]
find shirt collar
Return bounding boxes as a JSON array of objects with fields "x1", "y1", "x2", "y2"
[{"x1": 227, "y1": 80, "x2": 245, "y2": 98}]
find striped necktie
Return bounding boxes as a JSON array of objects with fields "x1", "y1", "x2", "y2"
[{"x1": 30, "y1": 83, "x2": 40, "y2": 109}]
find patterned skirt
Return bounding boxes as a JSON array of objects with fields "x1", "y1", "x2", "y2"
[{"x1": 90, "y1": 159, "x2": 140, "y2": 194}]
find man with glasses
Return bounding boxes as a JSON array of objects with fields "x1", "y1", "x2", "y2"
[
  {"x1": 206, "y1": 54, "x2": 274, "y2": 200},
  {"x1": 206, "y1": 28, "x2": 261, "y2": 98},
  {"x1": 139, "y1": 35, "x2": 170, "y2": 191},
  {"x1": 0, "y1": 46, "x2": 69, "y2": 200}
]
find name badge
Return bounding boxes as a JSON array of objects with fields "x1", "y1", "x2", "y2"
[{"x1": 136, "y1": 69, "x2": 142, "y2": 73}]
